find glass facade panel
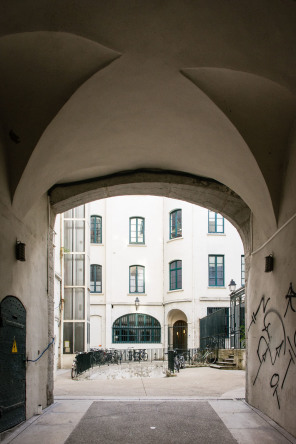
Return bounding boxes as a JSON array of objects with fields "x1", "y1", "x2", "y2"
[
  {"x1": 75, "y1": 220, "x2": 85, "y2": 252},
  {"x1": 74, "y1": 206, "x2": 85, "y2": 218},
  {"x1": 64, "y1": 288, "x2": 85, "y2": 320},
  {"x1": 74, "y1": 288, "x2": 85, "y2": 320},
  {"x1": 64, "y1": 205, "x2": 85, "y2": 219},
  {"x1": 64, "y1": 288, "x2": 73, "y2": 320},
  {"x1": 64, "y1": 220, "x2": 73, "y2": 252},
  {"x1": 74, "y1": 323, "x2": 85, "y2": 352},
  {"x1": 63, "y1": 322, "x2": 73, "y2": 353},
  {"x1": 64, "y1": 255, "x2": 85, "y2": 286}
]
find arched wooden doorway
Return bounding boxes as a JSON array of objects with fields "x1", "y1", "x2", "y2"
[{"x1": 173, "y1": 320, "x2": 188, "y2": 350}]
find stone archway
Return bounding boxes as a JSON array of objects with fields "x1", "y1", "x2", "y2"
[{"x1": 167, "y1": 309, "x2": 188, "y2": 351}]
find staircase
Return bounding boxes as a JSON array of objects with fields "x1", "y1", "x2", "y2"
[{"x1": 210, "y1": 354, "x2": 237, "y2": 370}]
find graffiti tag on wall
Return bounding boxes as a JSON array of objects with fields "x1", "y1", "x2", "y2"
[{"x1": 248, "y1": 283, "x2": 296, "y2": 409}]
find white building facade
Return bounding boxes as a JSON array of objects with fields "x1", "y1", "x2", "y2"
[{"x1": 57, "y1": 196, "x2": 244, "y2": 367}]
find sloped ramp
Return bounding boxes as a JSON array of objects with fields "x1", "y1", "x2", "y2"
[{"x1": 65, "y1": 401, "x2": 237, "y2": 444}]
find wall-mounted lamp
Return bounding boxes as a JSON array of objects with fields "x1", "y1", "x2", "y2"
[
  {"x1": 228, "y1": 279, "x2": 237, "y2": 293},
  {"x1": 135, "y1": 297, "x2": 140, "y2": 310},
  {"x1": 16, "y1": 241, "x2": 26, "y2": 261},
  {"x1": 265, "y1": 254, "x2": 274, "y2": 272}
]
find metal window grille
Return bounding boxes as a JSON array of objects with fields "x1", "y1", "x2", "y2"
[{"x1": 200, "y1": 308, "x2": 229, "y2": 349}]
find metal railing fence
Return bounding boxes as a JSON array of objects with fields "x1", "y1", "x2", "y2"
[{"x1": 72, "y1": 347, "x2": 212, "y2": 376}]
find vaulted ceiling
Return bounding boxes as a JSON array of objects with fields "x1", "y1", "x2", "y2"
[{"x1": 0, "y1": 0, "x2": 295, "y2": 237}]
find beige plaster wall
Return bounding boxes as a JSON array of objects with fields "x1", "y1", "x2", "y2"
[
  {"x1": 247, "y1": 218, "x2": 296, "y2": 437},
  {"x1": 0, "y1": 141, "x2": 51, "y2": 419},
  {"x1": 218, "y1": 349, "x2": 246, "y2": 370}
]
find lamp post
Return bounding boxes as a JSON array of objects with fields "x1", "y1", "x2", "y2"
[
  {"x1": 135, "y1": 297, "x2": 140, "y2": 310},
  {"x1": 228, "y1": 279, "x2": 237, "y2": 293}
]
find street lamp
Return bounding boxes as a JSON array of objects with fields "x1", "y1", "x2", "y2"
[
  {"x1": 135, "y1": 297, "x2": 140, "y2": 310},
  {"x1": 228, "y1": 279, "x2": 237, "y2": 293}
]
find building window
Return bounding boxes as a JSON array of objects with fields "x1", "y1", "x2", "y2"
[
  {"x1": 90, "y1": 264, "x2": 102, "y2": 293},
  {"x1": 129, "y1": 217, "x2": 145, "y2": 244},
  {"x1": 90, "y1": 215, "x2": 102, "y2": 243},
  {"x1": 129, "y1": 265, "x2": 145, "y2": 293},
  {"x1": 63, "y1": 322, "x2": 85, "y2": 353},
  {"x1": 241, "y1": 255, "x2": 245, "y2": 287},
  {"x1": 170, "y1": 209, "x2": 182, "y2": 239},
  {"x1": 208, "y1": 211, "x2": 224, "y2": 233},
  {"x1": 113, "y1": 313, "x2": 161, "y2": 343},
  {"x1": 170, "y1": 260, "x2": 182, "y2": 290},
  {"x1": 208, "y1": 255, "x2": 224, "y2": 286},
  {"x1": 64, "y1": 288, "x2": 85, "y2": 320}
]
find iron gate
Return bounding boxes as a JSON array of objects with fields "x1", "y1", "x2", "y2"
[{"x1": 0, "y1": 296, "x2": 26, "y2": 433}]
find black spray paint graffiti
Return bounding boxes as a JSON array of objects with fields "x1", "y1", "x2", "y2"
[
  {"x1": 248, "y1": 283, "x2": 296, "y2": 410},
  {"x1": 284, "y1": 282, "x2": 296, "y2": 317}
]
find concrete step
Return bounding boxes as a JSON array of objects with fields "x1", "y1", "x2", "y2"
[
  {"x1": 209, "y1": 364, "x2": 237, "y2": 370},
  {"x1": 216, "y1": 361, "x2": 236, "y2": 366}
]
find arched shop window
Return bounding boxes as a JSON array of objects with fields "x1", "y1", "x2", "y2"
[{"x1": 112, "y1": 313, "x2": 161, "y2": 343}]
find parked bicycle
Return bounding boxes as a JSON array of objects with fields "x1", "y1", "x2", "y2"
[
  {"x1": 71, "y1": 355, "x2": 77, "y2": 379},
  {"x1": 133, "y1": 349, "x2": 148, "y2": 361},
  {"x1": 192, "y1": 348, "x2": 216, "y2": 365},
  {"x1": 90, "y1": 348, "x2": 105, "y2": 367},
  {"x1": 173, "y1": 349, "x2": 186, "y2": 372}
]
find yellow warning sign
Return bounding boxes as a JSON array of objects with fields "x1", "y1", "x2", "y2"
[{"x1": 12, "y1": 338, "x2": 18, "y2": 353}]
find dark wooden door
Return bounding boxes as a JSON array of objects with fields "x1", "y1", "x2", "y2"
[
  {"x1": 0, "y1": 296, "x2": 26, "y2": 432},
  {"x1": 173, "y1": 320, "x2": 187, "y2": 350}
]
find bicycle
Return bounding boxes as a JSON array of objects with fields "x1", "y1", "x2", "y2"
[
  {"x1": 90, "y1": 348, "x2": 105, "y2": 367},
  {"x1": 71, "y1": 355, "x2": 78, "y2": 379},
  {"x1": 192, "y1": 349, "x2": 217, "y2": 365},
  {"x1": 173, "y1": 350, "x2": 185, "y2": 372},
  {"x1": 133, "y1": 349, "x2": 148, "y2": 361}
]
